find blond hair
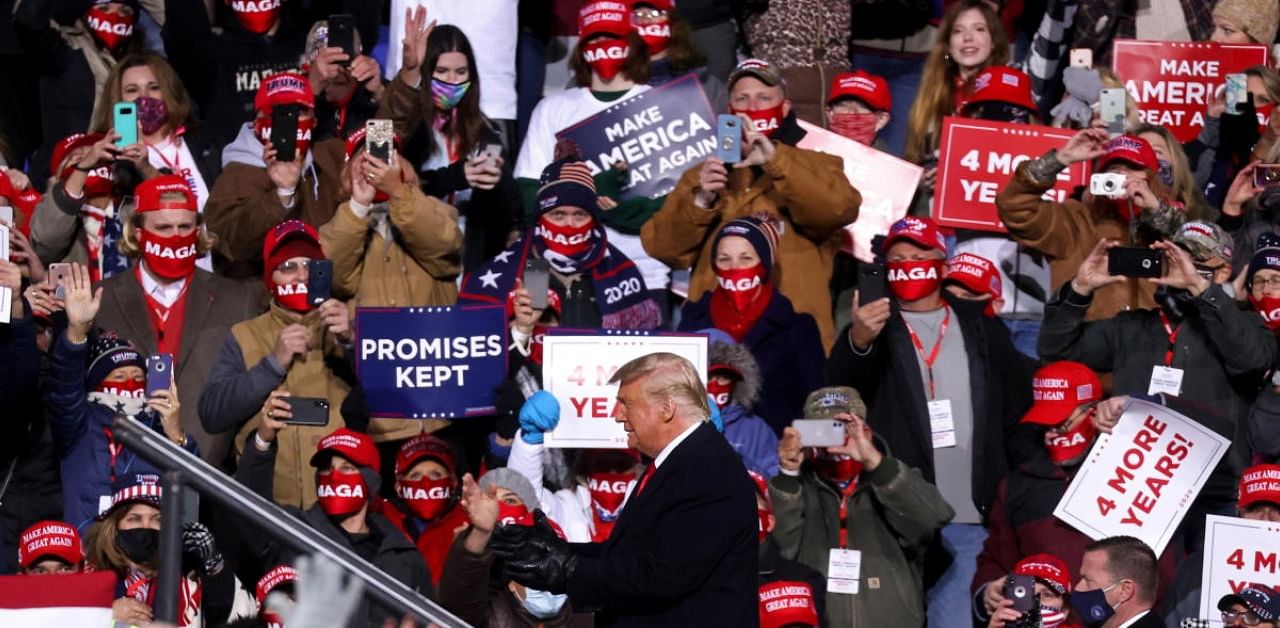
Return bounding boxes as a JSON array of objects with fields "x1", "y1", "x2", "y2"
[
  {"x1": 610, "y1": 352, "x2": 710, "y2": 423},
  {"x1": 118, "y1": 193, "x2": 218, "y2": 259}
]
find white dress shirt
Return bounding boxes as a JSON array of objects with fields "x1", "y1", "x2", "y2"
[{"x1": 139, "y1": 266, "x2": 188, "y2": 308}]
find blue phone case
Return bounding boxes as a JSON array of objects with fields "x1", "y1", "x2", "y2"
[
  {"x1": 146, "y1": 353, "x2": 173, "y2": 397},
  {"x1": 113, "y1": 102, "x2": 138, "y2": 147},
  {"x1": 715, "y1": 114, "x2": 742, "y2": 164}
]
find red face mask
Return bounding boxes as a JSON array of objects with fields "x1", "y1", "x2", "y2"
[
  {"x1": 536, "y1": 216, "x2": 595, "y2": 258},
  {"x1": 634, "y1": 22, "x2": 670, "y2": 55},
  {"x1": 587, "y1": 472, "x2": 633, "y2": 522},
  {"x1": 1252, "y1": 295, "x2": 1280, "y2": 331},
  {"x1": 139, "y1": 229, "x2": 199, "y2": 280},
  {"x1": 731, "y1": 103, "x2": 786, "y2": 138},
  {"x1": 887, "y1": 259, "x2": 944, "y2": 302},
  {"x1": 496, "y1": 502, "x2": 533, "y2": 527},
  {"x1": 809, "y1": 449, "x2": 862, "y2": 488},
  {"x1": 397, "y1": 476, "x2": 453, "y2": 522},
  {"x1": 263, "y1": 613, "x2": 284, "y2": 628},
  {"x1": 1045, "y1": 415, "x2": 1097, "y2": 464},
  {"x1": 98, "y1": 379, "x2": 145, "y2": 399},
  {"x1": 530, "y1": 324, "x2": 549, "y2": 365},
  {"x1": 706, "y1": 379, "x2": 734, "y2": 409},
  {"x1": 1258, "y1": 104, "x2": 1275, "y2": 134},
  {"x1": 829, "y1": 112, "x2": 879, "y2": 146},
  {"x1": 714, "y1": 264, "x2": 766, "y2": 310},
  {"x1": 227, "y1": 0, "x2": 282, "y2": 34},
  {"x1": 62, "y1": 163, "x2": 115, "y2": 197},
  {"x1": 757, "y1": 507, "x2": 773, "y2": 542},
  {"x1": 274, "y1": 281, "x2": 312, "y2": 313},
  {"x1": 254, "y1": 116, "x2": 315, "y2": 160},
  {"x1": 316, "y1": 471, "x2": 367, "y2": 517},
  {"x1": 582, "y1": 39, "x2": 629, "y2": 82},
  {"x1": 85, "y1": 6, "x2": 135, "y2": 52}
]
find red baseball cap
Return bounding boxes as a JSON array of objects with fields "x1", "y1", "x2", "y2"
[
  {"x1": 310, "y1": 428, "x2": 380, "y2": 469},
  {"x1": 759, "y1": 580, "x2": 820, "y2": 628},
  {"x1": 343, "y1": 127, "x2": 401, "y2": 161},
  {"x1": 961, "y1": 66, "x2": 1037, "y2": 112},
  {"x1": 18, "y1": 521, "x2": 83, "y2": 568},
  {"x1": 135, "y1": 174, "x2": 197, "y2": 213},
  {"x1": 1014, "y1": 553, "x2": 1070, "y2": 594},
  {"x1": 254, "y1": 72, "x2": 315, "y2": 115},
  {"x1": 945, "y1": 253, "x2": 1002, "y2": 300},
  {"x1": 579, "y1": 1, "x2": 631, "y2": 39},
  {"x1": 255, "y1": 564, "x2": 298, "y2": 606},
  {"x1": 1022, "y1": 361, "x2": 1101, "y2": 426},
  {"x1": 395, "y1": 433, "x2": 456, "y2": 477},
  {"x1": 883, "y1": 216, "x2": 947, "y2": 255},
  {"x1": 1098, "y1": 134, "x2": 1159, "y2": 173},
  {"x1": 1239, "y1": 464, "x2": 1280, "y2": 509},
  {"x1": 49, "y1": 133, "x2": 105, "y2": 176},
  {"x1": 263, "y1": 219, "x2": 324, "y2": 281},
  {"x1": 827, "y1": 71, "x2": 891, "y2": 112}
]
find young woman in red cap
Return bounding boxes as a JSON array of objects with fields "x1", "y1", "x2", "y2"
[{"x1": 632, "y1": 0, "x2": 727, "y2": 112}]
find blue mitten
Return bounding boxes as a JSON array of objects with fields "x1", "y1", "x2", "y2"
[
  {"x1": 519, "y1": 390, "x2": 561, "y2": 444},
  {"x1": 707, "y1": 394, "x2": 724, "y2": 433},
  {"x1": 1050, "y1": 67, "x2": 1102, "y2": 128}
]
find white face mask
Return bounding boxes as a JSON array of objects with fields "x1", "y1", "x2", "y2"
[{"x1": 522, "y1": 587, "x2": 568, "y2": 619}]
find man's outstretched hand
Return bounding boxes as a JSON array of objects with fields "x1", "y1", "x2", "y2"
[{"x1": 494, "y1": 510, "x2": 577, "y2": 594}]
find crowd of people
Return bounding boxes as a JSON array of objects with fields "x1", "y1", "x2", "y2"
[{"x1": 6, "y1": 0, "x2": 1280, "y2": 627}]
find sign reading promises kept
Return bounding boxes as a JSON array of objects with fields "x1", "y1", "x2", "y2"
[{"x1": 355, "y1": 306, "x2": 508, "y2": 419}]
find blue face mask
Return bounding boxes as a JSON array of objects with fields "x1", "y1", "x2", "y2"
[
  {"x1": 1070, "y1": 582, "x2": 1120, "y2": 627},
  {"x1": 522, "y1": 587, "x2": 568, "y2": 619}
]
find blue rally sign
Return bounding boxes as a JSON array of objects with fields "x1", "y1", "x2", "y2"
[
  {"x1": 355, "y1": 306, "x2": 508, "y2": 419},
  {"x1": 555, "y1": 73, "x2": 716, "y2": 199}
]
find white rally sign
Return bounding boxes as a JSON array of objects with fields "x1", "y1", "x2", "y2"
[
  {"x1": 542, "y1": 331, "x2": 708, "y2": 448},
  {"x1": 1053, "y1": 399, "x2": 1228, "y2": 554},
  {"x1": 1200, "y1": 514, "x2": 1280, "y2": 619}
]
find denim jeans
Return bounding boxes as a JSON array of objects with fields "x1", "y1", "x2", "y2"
[
  {"x1": 849, "y1": 49, "x2": 927, "y2": 158},
  {"x1": 927, "y1": 522, "x2": 989, "y2": 628}
]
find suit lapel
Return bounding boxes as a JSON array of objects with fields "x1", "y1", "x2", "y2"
[
  {"x1": 111, "y1": 272, "x2": 157, "y2": 355},
  {"x1": 608, "y1": 424, "x2": 709, "y2": 542},
  {"x1": 177, "y1": 272, "x2": 214, "y2": 378}
]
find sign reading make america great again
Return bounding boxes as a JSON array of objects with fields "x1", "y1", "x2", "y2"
[{"x1": 555, "y1": 73, "x2": 717, "y2": 200}]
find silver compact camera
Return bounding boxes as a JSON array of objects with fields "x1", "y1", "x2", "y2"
[{"x1": 1090, "y1": 173, "x2": 1127, "y2": 198}]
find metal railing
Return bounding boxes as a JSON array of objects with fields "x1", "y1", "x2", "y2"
[{"x1": 111, "y1": 414, "x2": 471, "y2": 627}]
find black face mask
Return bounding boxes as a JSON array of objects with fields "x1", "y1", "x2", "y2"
[
  {"x1": 116, "y1": 528, "x2": 160, "y2": 566},
  {"x1": 962, "y1": 101, "x2": 1034, "y2": 124}
]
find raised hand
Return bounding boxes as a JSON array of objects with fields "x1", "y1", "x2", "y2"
[
  {"x1": 399, "y1": 6, "x2": 437, "y2": 87},
  {"x1": 64, "y1": 263, "x2": 102, "y2": 343}
]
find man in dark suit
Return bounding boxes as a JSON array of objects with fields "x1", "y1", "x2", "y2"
[
  {"x1": 1072, "y1": 536, "x2": 1164, "y2": 628},
  {"x1": 93, "y1": 175, "x2": 263, "y2": 466},
  {"x1": 492, "y1": 352, "x2": 759, "y2": 627}
]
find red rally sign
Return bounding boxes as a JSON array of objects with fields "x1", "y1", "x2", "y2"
[
  {"x1": 934, "y1": 117, "x2": 1089, "y2": 233},
  {"x1": 1112, "y1": 40, "x2": 1270, "y2": 143}
]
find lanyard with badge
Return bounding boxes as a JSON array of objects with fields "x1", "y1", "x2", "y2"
[
  {"x1": 1147, "y1": 310, "x2": 1184, "y2": 396},
  {"x1": 903, "y1": 307, "x2": 956, "y2": 448},
  {"x1": 828, "y1": 480, "x2": 862, "y2": 594}
]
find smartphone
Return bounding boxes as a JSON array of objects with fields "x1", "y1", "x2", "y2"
[
  {"x1": 271, "y1": 104, "x2": 301, "y2": 163},
  {"x1": 146, "y1": 353, "x2": 174, "y2": 397},
  {"x1": 113, "y1": 102, "x2": 138, "y2": 148},
  {"x1": 364, "y1": 119, "x2": 395, "y2": 167},
  {"x1": 792, "y1": 419, "x2": 847, "y2": 447},
  {"x1": 49, "y1": 263, "x2": 72, "y2": 300},
  {"x1": 1255, "y1": 164, "x2": 1280, "y2": 188},
  {"x1": 1108, "y1": 247, "x2": 1164, "y2": 278},
  {"x1": 715, "y1": 114, "x2": 741, "y2": 164},
  {"x1": 281, "y1": 397, "x2": 330, "y2": 426},
  {"x1": 327, "y1": 14, "x2": 357, "y2": 64},
  {"x1": 0, "y1": 206, "x2": 13, "y2": 227},
  {"x1": 857, "y1": 262, "x2": 887, "y2": 305},
  {"x1": 1069, "y1": 48, "x2": 1093, "y2": 69},
  {"x1": 307, "y1": 259, "x2": 332, "y2": 307},
  {"x1": 0, "y1": 223, "x2": 8, "y2": 261},
  {"x1": 1099, "y1": 88, "x2": 1127, "y2": 133},
  {"x1": 1226, "y1": 73, "x2": 1248, "y2": 115},
  {"x1": 1005, "y1": 574, "x2": 1037, "y2": 613},
  {"x1": 524, "y1": 258, "x2": 551, "y2": 310},
  {"x1": 483, "y1": 143, "x2": 503, "y2": 164}
]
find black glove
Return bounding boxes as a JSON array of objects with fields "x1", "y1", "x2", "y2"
[
  {"x1": 490, "y1": 518, "x2": 536, "y2": 561},
  {"x1": 500, "y1": 511, "x2": 577, "y2": 594},
  {"x1": 181, "y1": 521, "x2": 224, "y2": 577},
  {"x1": 1221, "y1": 94, "x2": 1261, "y2": 165}
]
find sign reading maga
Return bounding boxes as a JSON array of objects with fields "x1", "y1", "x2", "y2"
[{"x1": 1053, "y1": 399, "x2": 1229, "y2": 555}]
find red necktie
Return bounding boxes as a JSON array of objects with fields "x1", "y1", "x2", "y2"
[{"x1": 635, "y1": 464, "x2": 656, "y2": 496}]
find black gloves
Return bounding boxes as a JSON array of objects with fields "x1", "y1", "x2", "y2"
[
  {"x1": 181, "y1": 521, "x2": 224, "y2": 577},
  {"x1": 491, "y1": 510, "x2": 577, "y2": 594}
]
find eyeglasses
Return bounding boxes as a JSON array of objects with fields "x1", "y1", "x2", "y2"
[
  {"x1": 632, "y1": 8, "x2": 668, "y2": 19},
  {"x1": 1193, "y1": 264, "x2": 1224, "y2": 282},
  {"x1": 1255, "y1": 276, "x2": 1280, "y2": 290},
  {"x1": 276, "y1": 260, "x2": 311, "y2": 274},
  {"x1": 1221, "y1": 609, "x2": 1265, "y2": 625}
]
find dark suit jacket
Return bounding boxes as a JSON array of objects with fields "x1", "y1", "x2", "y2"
[
  {"x1": 95, "y1": 268, "x2": 264, "y2": 465},
  {"x1": 566, "y1": 422, "x2": 759, "y2": 627},
  {"x1": 1127, "y1": 609, "x2": 1165, "y2": 628}
]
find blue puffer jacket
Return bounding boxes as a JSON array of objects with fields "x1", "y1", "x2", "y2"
[
  {"x1": 45, "y1": 333, "x2": 198, "y2": 532},
  {"x1": 722, "y1": 404, "x2": 780, "y2": 478}
]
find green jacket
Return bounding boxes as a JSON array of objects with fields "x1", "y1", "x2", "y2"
[{"x1": 769, "y1": 453, "x2": 954, "y2": 628}]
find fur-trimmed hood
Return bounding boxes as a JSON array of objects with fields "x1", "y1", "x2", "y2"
[{"x1": 710, "y1": 339, "x2": 762, "y2": 409}]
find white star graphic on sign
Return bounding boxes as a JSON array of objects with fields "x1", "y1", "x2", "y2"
[
  {"x1": 492, "y1": 250, "x2": 513, "y2": 264},
  {"x1": 479, "y1": 269, "x2": 502, "y2": 288}
]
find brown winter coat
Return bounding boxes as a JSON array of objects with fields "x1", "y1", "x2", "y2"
[{"x1": 641, "y1": 142, "x2": 860, "y2": 349}]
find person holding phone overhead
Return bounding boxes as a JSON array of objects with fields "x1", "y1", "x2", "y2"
[
  {"x1": 318, "y1": 127, "x2": 462, "y2": 445},
  {"x1": 44, "y1": 261, "x2": 197, "y2": 532},
  {"x1": 304, "y1": 17, "x2": 387, "y2": 143},
  {"x1": 93, "y1": 175, "x2": 261, "y2": 467},
  {"x1": 769, "y1": 386, "x2": 953, "y2": 628},
  {"x1": 199, "y1": 220, "x2": 357, "y2": 509},
  {"x1": 675, "y1": 216, "x2": 825, "y2": 436},
  {"x1": 380, "y1": 14, "x2": 522, "y2": 272}
]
